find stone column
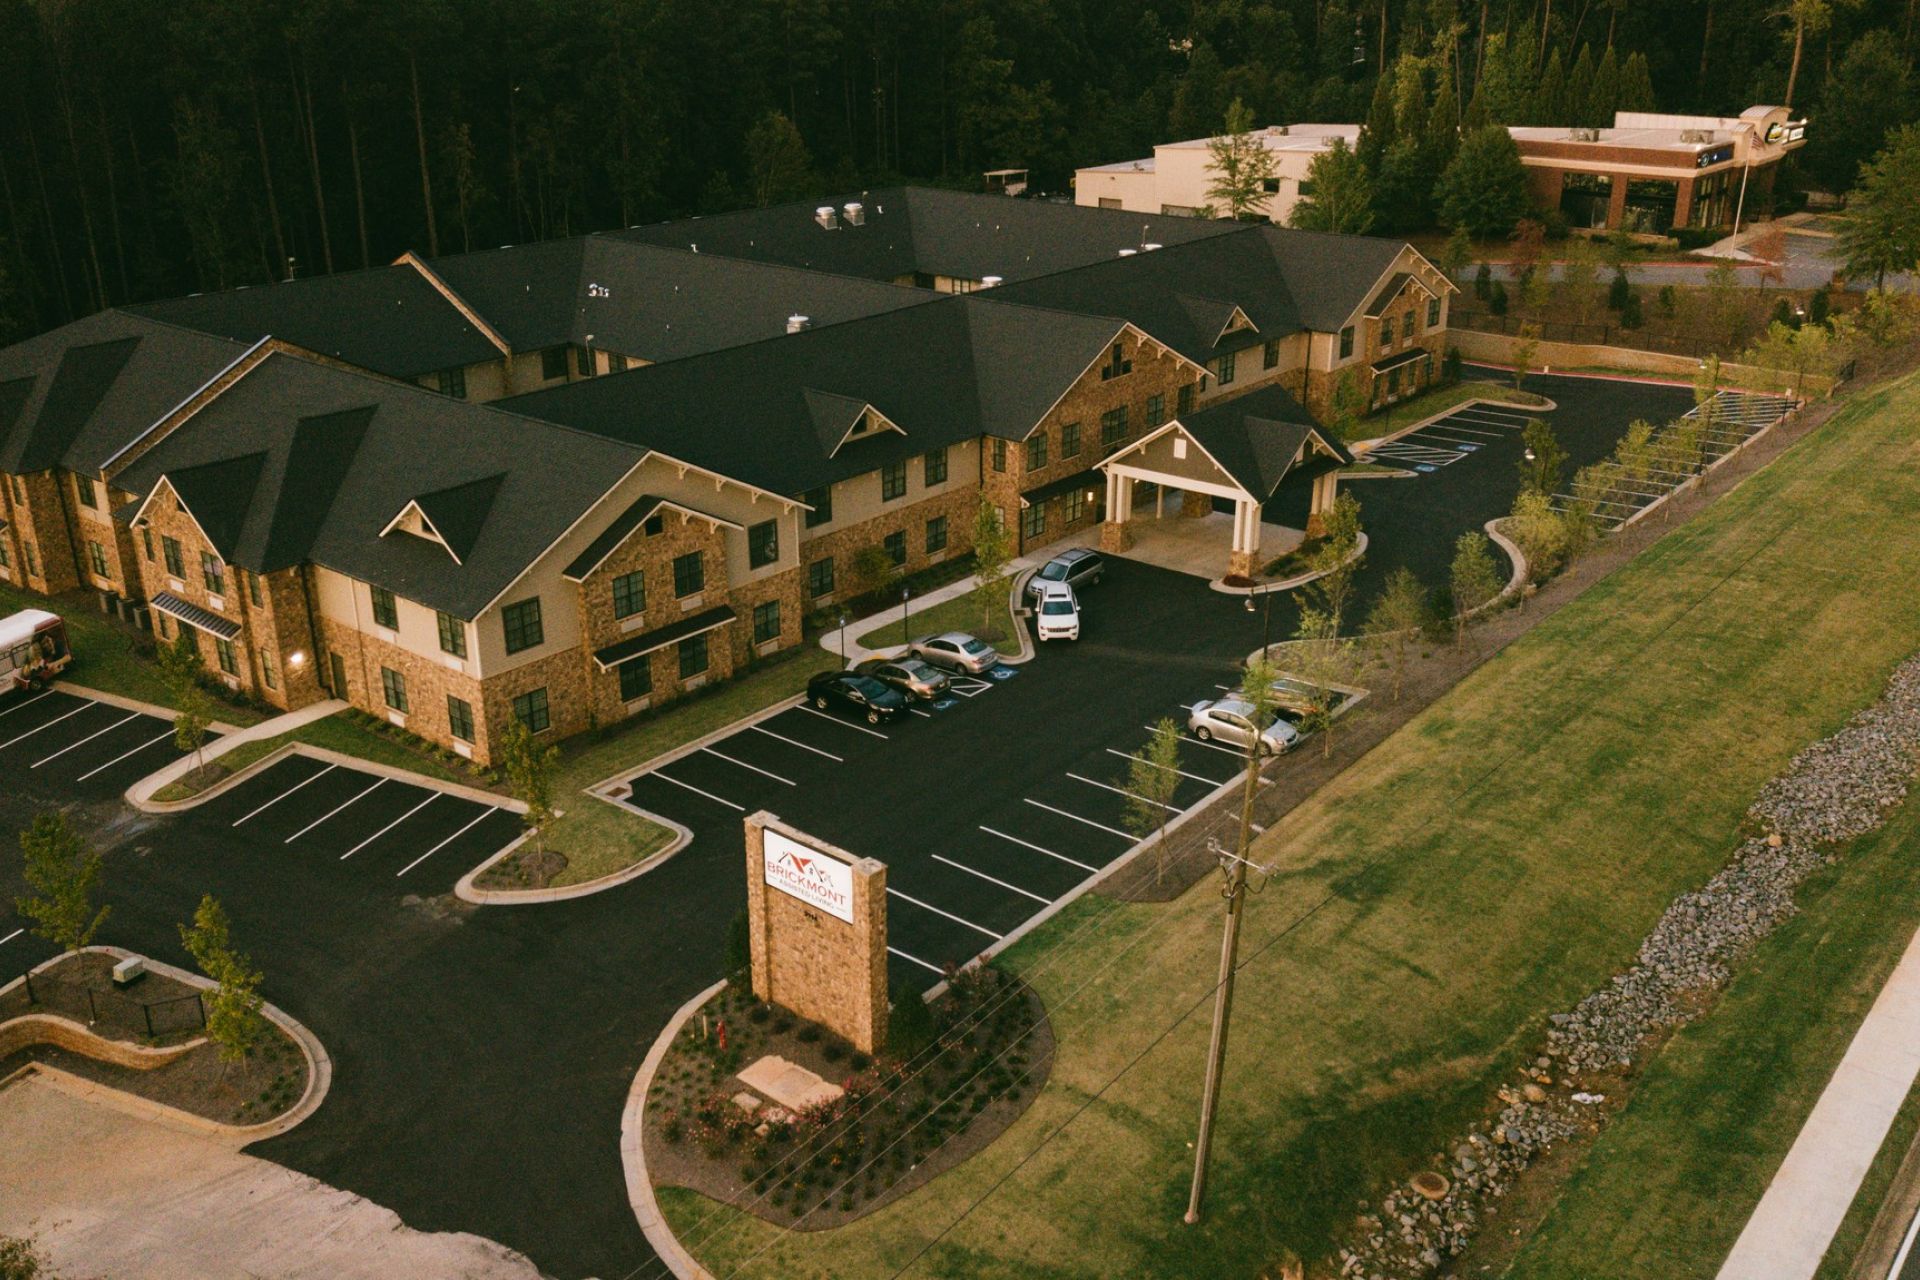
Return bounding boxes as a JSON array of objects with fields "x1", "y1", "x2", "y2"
[
  {"x1": 1180, "y1": 488, "x2": 1213, "y2": 518},
  {"x1": 1099, "y1": 472, "x2": 1135, "y2": 553},
  {"x1": 1306, "y1": 471, "x2": 1339, "y2": 537}
]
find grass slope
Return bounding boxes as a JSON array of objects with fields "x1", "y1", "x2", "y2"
[{"x1": 662, "y1": 369, "x2": 1920, "y2": 1280}]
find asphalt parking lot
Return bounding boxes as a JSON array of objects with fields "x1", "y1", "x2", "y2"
[{"x1": 0, "y1": 371, "x2": 1704, "y2": 1278}]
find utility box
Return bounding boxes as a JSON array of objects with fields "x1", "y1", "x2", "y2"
[{"x1": 111, "y1": 956, "x2": 146, "y2": 987}]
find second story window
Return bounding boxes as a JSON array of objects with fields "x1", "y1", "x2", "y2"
[
  {"x1": 200, "y1": 550, "x2": 225, "y2": 597},
  {"x1": 673, "y1": 551, "x2": 704, "y2": 598},
  {"x1": 991, "y1": 439, "x2": 1007, "y2": 473},
  {"x1": 1427, "y1": 296, "x2": 1441, "y2": 327},
  {"x1": 437, "y1": 610, "x2": 467, "y2": 658},
  {"x1": 1339, "y1": 326, "x2": 1355, "y2": 360},
  {"x1": 802, "y1": 485, "x2": 833, "y2": 528},
  {"x1": 502, "y1": 597, "x2": 544, "y2": 653},
  {"x1": 75, "y1": 475, "x2": 98, "y2": 509},
  {"x1": 1100, "y1": 342, "x2": 1132, "y2": 380},
  {"x1": 881, "y1": 460, "x2": 907, "y2": 502},
  {"x1": 1216, "y1": 350, "x2": 1237, "y2": 386},
  {"x1": 923, "y1": 447, "x2": 948, "y2": 485},
  {"x1": 438, "y1": 367, "x2": 467, "y2": 398},
  {"x1": 748, "y1": 519, "x2": 780, "y2": 569},
  {"x1": 1061, "y1": 422, "x2": 1081, "y2": 457},
  {"x1": 370, "y1": 584, "x2": 398, "y2": 630},
  {"x1": 1177, "y1": 383, "x2": 1195, "y2": 416},
  {"x1": 612, "y1": 569, "x2": 645, "y2": 619},
  {"x1": 1146, "y1": 393, "x2": 1166, "y2": 425},
  {"x1": 162, "y1": 535, "x2": 184, "y2": 578},
  {"x1": 1025, "y1": 434, "x2": 1048, "y2": 471},
  {"x1": 1100, "y1": 406, "x2": 1129, "y2": 451},
  {"x1": 1264, "y1": 340, "x2": 1280, "y2": 370}
]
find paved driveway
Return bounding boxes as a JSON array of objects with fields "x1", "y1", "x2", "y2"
[{"x1": 0, "y1": 371, "x2": 1696, "y2": 1279}]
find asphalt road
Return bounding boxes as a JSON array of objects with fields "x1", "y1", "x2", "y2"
[{"x1": 0, "y1": 371, "x2": 1695, "y2": 1279}]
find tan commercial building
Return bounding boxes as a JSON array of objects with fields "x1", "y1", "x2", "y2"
[{"x1": 1076, "y1": 124, "x2": 1362, "y2": 224}]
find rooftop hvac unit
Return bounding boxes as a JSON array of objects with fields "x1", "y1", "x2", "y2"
[
  {"x1": 980, "y1": 275, "x2": 1003, "y2": 288},
  {"x1": 815, "y1": 205, "x2": 839, "y2": 230},
  {"x1": 1569, "y1": 127, "x2": 1601, "y2": 142},
  {"x1": 787, "y1": 314, "x2": 811, "y2": 333},
  {"x1": 1265, "y1": 124, "x2": 1290, "y2": 136},
  {"x1": 843, "y1": 201, "x2": 866, "y2": 226},
  {"x1": 1680, "y1": 129, "x2": 1713, "y2": 143}
]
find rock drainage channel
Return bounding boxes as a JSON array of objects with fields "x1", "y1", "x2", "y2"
[{"x1": 1339, "y1": 650, "x2": 1920, "y2": 1279}]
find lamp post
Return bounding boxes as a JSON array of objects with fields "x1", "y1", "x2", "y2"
[
  {"x1": 1243, "y1": 589, "x2": 1274, "y2": 658},
  {"x1": 900, "y1": 586, "x2": 911, "y2": 644},
  {"x1": 838, "y1": 611, "x2": 849, "y2": 669}
]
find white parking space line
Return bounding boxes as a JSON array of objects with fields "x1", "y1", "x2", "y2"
[
  {"x1": 1103, "y1": 747, "x2": 1224, "y2": 787},
  {"x1": 888, "y1": 945, "x2": 944, "y2": 975},
  {"x1": 932, "y1": 854, "x2": 1051, "y2": 904},
  {"x1": 0, "y1": 689, "x2": 55, "y2": 719},
  {"x1": 397, "y1": 809, "x2": 496, "y2": 877},
  {"x1": 888, "y1": 888, "x2": 1002, "y2": 939},
  {"x1": 1414, "y1": 430, "x2": 1495, "y2": 446},
  {"x1": 749, "y1": 724, "x2": 843, "y2": 762},
  {"x1": 0, "y1": 703, "x2": 95, "y2": 752},
  {"x1": 909, "y1": 708, "x2": 934, "y2": 719},
  {"x1": 1066, "y1": 771, "x2": 1181, "y2": 813},
  {"x1": 286, "y1": 778, "x2": 387, "y2": 843},
  {"x1": 0, "y1": 928, "x2": 22, "y2": 946},
  {"x1": 77, "y1": 729, "x2": 174, "y2": 781},
  {"x1": 340, "y1": 792, "x2": 437, "y2": 859},
  {"x1": 649, "y1": 770, "x2": 745, "y2": 811},
  {"x1": 1447, "y1": 413, "x2": 1529, "y2": 428},
  {"x1": 1426, "y1": 421, "x2": 1505, "y2": 437},
  {"x1": 796, "y1": 704, "x2": 889, "y2": 738},
  {"x1": 979, "y1": 825, "x2": 1100, "y2": 874},
  {"x1": 232, "y1": 764, "x2": 337, "y2": 827},
  {"x1": 1023, "y1": 798, "x2": 1135, "y2": 841},
  {"x1": 701, "y1": 747, "x2": 795, "y2": 786},
  {"x1": 31, "y1": 711, "x2": 138, "y2": 768}
]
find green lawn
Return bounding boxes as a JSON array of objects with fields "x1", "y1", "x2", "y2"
[
  {"x1": 854, "y1": 585, "x2": 1016, "y2": 651},
  {"x1": 152, "y1": 714, "x2": 467, "y2": 803},
  {"x1": 540, "y1": 644, "x2": 843, "y2": 885},
  {"x1": 1505, "y1": 790, "x2": 1920, "y2": 1279},
  {"x1": 661, "y1": 366, "x2": 1920, "y2": 1280}
]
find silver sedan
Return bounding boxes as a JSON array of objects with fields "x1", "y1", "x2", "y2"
[
  {"x1": 909, "y1": 631, "x2": 1000, "y2": 675},
  {"x1": 1187, "y1": 697, "x2": 1301, "y2": 756}
]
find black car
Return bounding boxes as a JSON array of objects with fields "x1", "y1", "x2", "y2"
[{"x1": 806, "y1": 671, "x2": 909, "y2": 724}]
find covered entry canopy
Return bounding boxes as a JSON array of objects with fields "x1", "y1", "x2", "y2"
[{"x1": 1097, "y1": 384, "x2": 1353, "y2": 578}]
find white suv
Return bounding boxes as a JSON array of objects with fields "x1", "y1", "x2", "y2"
[{"x1": 1034, "y1": 582, "x2": 1081, "y2": 642}]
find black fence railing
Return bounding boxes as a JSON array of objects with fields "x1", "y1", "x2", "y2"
[{"x1": 4, "y1": 967, "x2": 207, "y2": 1040}]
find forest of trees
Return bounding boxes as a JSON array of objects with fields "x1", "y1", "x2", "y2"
[{"x1": 0, "y1": 0, "x2": 1915, "y2": 345}]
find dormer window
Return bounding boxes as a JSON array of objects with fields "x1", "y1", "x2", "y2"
[{"x1": 1101, "y1": 342, "x2": 1132, "y2": 380}]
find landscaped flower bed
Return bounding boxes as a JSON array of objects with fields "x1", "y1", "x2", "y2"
[{"x1": 645, "y1": 966, "x2": 1052, "y2": 1228}]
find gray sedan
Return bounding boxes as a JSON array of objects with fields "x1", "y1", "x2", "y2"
[
  {"x1": 909, "y1": 631, "x2": 1000, "y2": 675},
  {"x1": 856, "y1": 656, "x2": 952, "y2": 701},
  {"x1": 1187, "y1": 697, "x2": 1301, "y2": 756}
]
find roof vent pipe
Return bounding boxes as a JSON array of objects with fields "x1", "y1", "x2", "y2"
[
  {"x1": 843, "y1": 201, "x2": 866, "y2": 226},
  {"x1": 980, "y1": 275, "x2": 1003, "y2": 288},
  {"x1": 815, "y1": 206, "x2": 839, "y2": 230},
  {"x1": 787, "y1": 314, "x2": 811, "y2": 333}
]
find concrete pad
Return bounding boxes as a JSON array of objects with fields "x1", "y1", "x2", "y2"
[
  {"x1": 737, "y1": 1054, "x2": 844, "y2": 1110},
  {"x1": 0, "y1": 1071, "x2": 542, "y2": 1280},
  {"x1": 1118, "y1": 511, "x2": 1303, "y2": 580}
]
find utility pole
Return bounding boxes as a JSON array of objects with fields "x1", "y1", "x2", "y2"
[{"x1": 1186, "y1": 660, "x2": 1276, "y2": 1224}]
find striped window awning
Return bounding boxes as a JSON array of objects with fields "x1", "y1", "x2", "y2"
[
  {"x1": 150, "y1": 592, "x2": 241, "y2": 641},
  {"x1": 591, "y1": 604, "x2": 735, "y2": 670}
]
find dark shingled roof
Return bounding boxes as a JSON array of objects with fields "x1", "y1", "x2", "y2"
[
  {"x1": 426, "y1": 237, "x2": 935, "y2": 363},
  {"x1": 1169, "y1": 384, "x2": 1354, "y2": 500},
  {"x1": 412, "y1": 473, "x2": 507, "y2": 564},
  {"x1": 128, "y1": 265, "x2": 502, "y2": 380},
  {"x1": 0, "y1": 310, "x2": 251, "y2": 476},
  {"x1": 613, "y1": 187, "x2": 1242, "y2": 284},
  {"x1": 166, "y1": 453, "x2": 266, "y2": 558},
  {"x1": 562, "y1": 494, "x2": 666, "y2": 581},
  {"x1": 591, "y1": 604, "x2": 736, "y2": 669},
  {"x1": 115, "y1": 353, "x2": 647, "y2": 618},
  {"x1": 503, "y1": 294, "x2": 1130, "y2": 495},
  {"x1": 1365, "y1": 272, "x2": 1426, "y2": 316}
]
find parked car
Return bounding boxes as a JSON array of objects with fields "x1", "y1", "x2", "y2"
[
  {"x1": 1033, "y1": 582, "x2": 1081, "y2": 642},
  {"x1": 855, "y1": 656, "x2": 951, "y2": 701},
  {"x1": 909, "y1": 631, "x2": 1000, "y2": 675},
  {"x1": 806, "y1": 671, "x2": 908, "y2": 724},
  {"x1": 1187, "y1": 697, "x2": 1301, "y2": 756},
  {"x1": 1025, "y1": 547, "x2": 1105, "y2": 603}
]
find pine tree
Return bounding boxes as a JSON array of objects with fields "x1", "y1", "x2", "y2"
[
  {"x1": 1619, "y1": 52, "x2": 1657, "y2": 113},
  {"x1": 1291, "y1": 138, "x2": 1377, "y2": 233},
  {"x1": 1567, "y1": 45, "x2": 1597, "y2": 127},
  {"x1": 1357, "y1": 72, "x2": 1398, "y2": 171},
  {"x1": 1533, "y1": 48, "x2": 1568, "y2": 124},
  {"x1": 1590, "y1": 46, "x2": 1621, "y2": 126},
  {"x1": 1425, "y1": 65, "x2": 1461, "y2": 169}
]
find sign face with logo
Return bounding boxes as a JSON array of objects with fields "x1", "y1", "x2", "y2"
[{"x1": 763, "y1": 828, "x2": 854, "y2": 923}]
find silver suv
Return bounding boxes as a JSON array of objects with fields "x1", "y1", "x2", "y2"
[{"x1": 1025, "y1": 548, "x2": 1105, "y2": 603}]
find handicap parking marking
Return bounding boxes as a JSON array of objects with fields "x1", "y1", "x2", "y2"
[
  {"x1": 285, "y1": 777, "x2": 388, "y2": 844},
  {"x1": 700, "y1": 746, "x2": 796, "y2": 786},
  {"x1": 987, "y1": 665, "x2": 1019, "y2": 681},
  {"x1": 930, "y1": 853, "x2": 1052, "y2": 904},
  {"x1": 748, "y1": 722, "x2": 844, "y2": 762},
  {"x1": 928, "y1": 696, "x2": 960, "y2": 712},
  {"x1": 233, "y1": 763, "x2": 338, "y2": 827},
  {"x1": 396, "y1": 808, "x2": 498, "y2": 878},
  {"x1": 340, "y1": 791, "x2": 439, "y2": 859},
  {"x1": 887, "y1": 887, "x2": 1004, "y2": 939},
  {"x1": 31, "y1": 710, "x2": 140, "y2": 768},
  {"x1": 647, "y1": 769, "x2": 745, "y2": 812},
  {"x1": 795, "y1": 703, "x2": 890, "y2": 739},
  {"x1": 946, "y1": 676, "x2": 993, "y2": 698},
  {"x1": 76, "y1": 727, "x2": 179, "y2": 782},
  {"x1": 1022, "y1": 797, "x2": 1135, "y2": 841},
  {"x1": 978, "y1": 825, "x2": 1101, "y2": 874}
]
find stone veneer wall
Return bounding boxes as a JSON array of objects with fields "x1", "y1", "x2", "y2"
[
  {"x1": 796, "y1": 483, "x2": 982, "y2": 612},
  {"x1": 2, "y1": 471, "x2": 80, "y2": 594}
]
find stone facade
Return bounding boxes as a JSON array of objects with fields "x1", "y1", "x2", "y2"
[
  {"x1": 744, "y1": 811, "x2": 889, "y2": 1055},
  {"x1": 1, "y1": 471, "x2": 80, "y2": 595},
  {"x1": 318, "y1": 611, "x2": 490, "y2": 749},
  {"x1": 796, "y1": 480, "x2": 982, "y2": 611}
]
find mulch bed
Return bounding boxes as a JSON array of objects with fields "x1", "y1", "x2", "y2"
[
  {"x1": 474, "y1": 845, "x2": 567, "y2": 891},
  {"x1": 645, "y1": 970, "x2": 1052, "y2": 1230},
  {"x1": 0, "y1": 952, "x2": 308, "y2": 1126}
]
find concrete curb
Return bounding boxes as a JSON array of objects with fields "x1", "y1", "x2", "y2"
[
  {"x1": 1209, "y1": 532, "x2": 1370, "y2": 597},
  {"x1": 1619, "y1": 403, "x2": 1795, "y2": 531},
  {"x1": 52, "y1": 680, "x2": 243, "y2": 735},
  {"x1": 818, "y1": 545, "x2": 1058, "y2": 667},
  {"x1": 0, "y1": 944, "x2": 332, "y2": 1144},
  {"x1": 124, "y1": 698, "x2": 349, "y2": 812},
  {"x1": 622, "y1": 978, "x2": 728, "y2": 1280},
  {"x1": 132, "y1": 734, "x2": 524, "y2": 818},
  {"x1": 454, "y1": 812, "x2": 690, "y2": 905}
]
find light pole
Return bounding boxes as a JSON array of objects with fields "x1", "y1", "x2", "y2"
[
  {"x1": 1243, "y1": 589, "x2": 1274, "y2": 657},
  {"x1": 901, "y1": 585, "x2": 911, "y2": 644},
  {"x1": 838, "y1": 611, "x2": 849, "y2": 669}
]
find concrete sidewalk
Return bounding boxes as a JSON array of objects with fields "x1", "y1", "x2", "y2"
[{"x1": 1717, "y1": 917, "x2": 1920, "y2": 1280}]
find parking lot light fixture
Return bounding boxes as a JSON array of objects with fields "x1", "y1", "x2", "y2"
[
  {"x1": 839, "y1": 612, "x2": 850, "y2": 668},
  {"x1": 901, "y1": 585, "x2": 911, "y2": 640}
]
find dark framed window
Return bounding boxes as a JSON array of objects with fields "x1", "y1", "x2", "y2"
[
  {"x1": 541, "y1": 347, "x2": 568, "y2": 380},
  {"x1": 260, "y1": 649, "x2": 276, "y2": 689},
  {"x1": 1262, "y1": 176, "x2": 1281, "y2": 194},
  {"x1": 1403, "y1": 310, "x2": 1414, "y2": 340},
  {"x1": 880, "y1": 460, "x2": 907, "y2": 502},
  {"x1": 161, "y1": 535, "x2": 183, "y2": 577},
  {"x1": 1146, "y1": 392, "x2": 1166, "y2": 425},
  {"x1": 923, "y1": 447, "x2": 948, "y2": 485},
  {"x1": 883, "y1": 530, "x2": 906, "y2": 566},
  {"x1": 200, "y1": 550, "x2": 224, "y2": 596},
  {"x1": 677, "y1": 634, "x2": 709, "y2": 679},
  {"x1": 1065, "y1": 490, "x2": 1087, "y2": 524},
  {"x1": 612, "y1": 570, "x2": 645, "y2": 619},
  {"x1": 1216, "y1": 350, "x2": 1236, "y2": 385},
  {"x1": 513, "y1": 686, "x2": 550, "y2": 732},
  {"x1": 643, "y1": 513, "x2": 664, "y2": 537},
  {"x1": 1427, "y1": 297, "x2": 1441, "y2": 326},
  {"x1": 1060, "y1": 422, "x2": 1081, "y2": 458},
  {"x1": 748, "y1": 518, "x2": 779, "y2": 568},
  {"x1": 926, "y1": 515, "x2": 948, "y2": 554},
  {"x1": 1100, "y1": 406, "x2": 1128, "y2": 451},
  {"x1": 75, "y1": 475, "x2": 98, "y2": 508},
  {"x1": 1020, "y1": 503, "x2": 1045, "y2": 541},
  {"x1": 1339, "y1": 326, "x2": 1355, "y2": 359},
  {"x1": 23, "y1": 542, "x2": 35, "y2": 576},
  {"x1": 247, "y1": 570, "x2": 264, "y2": 608},
  {"x1": 1379, "y1": 319, "x2": 1393, "y2": 347},
  {"x1": 437, "y1": 610, "x2": 467, "y2": 658},
  {"x1": 1263, "y1": 339, "x2": 1280, "y2": 370},
  {"x1": 802, "y1": 484, "x2": 833, "y2": 528},
  {"x1": 215, "y1": 638, "x2": 238, "y2": 676},
  {"x1": 991, "y1": 439, "x2": 1007, "y2": 472},
  {"x1": 87, "y1": 540, "x2": 107, "y2": 577},
  {"x1": 11, "y1": 476, "x2": 23, "y2": 502},
  {"x1": 576, "y1": 346, "x2": 595, "y2": 377},
  {"x1": 141, "y1": 527, "x2": 154, "y2": 561},
  {"x1": 1025, "y1": 434, "x2": 1048, "y2": 471},
  {"x1": 447, "y1": 695, "x2": 475, "y2": 741},
  {"x1": 672, "y1": 551, "x2": 704, "y2": 598},
  {"x1": 370, "y1": 584, "x2": 398, "y2": 629},
  {"x1": 1177, "y1": 383, "x2": 1195, "y2": 415},
  {"x1": 502, "y1": 597, "x2": 544, "y2": 653},
  {"x1": 608, "y1": 352, "x2": 629, "y2": 373},
  {"x1": 1100, "y1": 342, "x2": 1132, "y2": 380},
  {"x1": 328, "y1": 651, "x2": 347, "y2": 697},
  {"x1": 806, "y1": 556, "x2": 834, "y2": 598},
  {"x1": 752, "y1": 599, "x2": 781, "y2": 644},
  {"x1": 0, "y1": 539, "x2": 9, "y2": 569},
  {"x1": 619, "y1": 658, "x2": 652, "y2": 702},
  {"x1": 438, "y1": 367, "x2": 466, "y2": 398},
  {"x1": 381, "y1": 665, "x2": 408, "y2": 712}
]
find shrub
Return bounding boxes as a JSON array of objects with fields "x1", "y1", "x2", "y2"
[
  {"x1": 1658, "y1": 284, "x2": 1678, "y2": 317},
  {"x1": 888, "y1": 991, "x2": 938, "y2": 1059},
  {"x1": 1620, "y1": 289, "x2": 1645, "y2": 329},
  {"x1": 1607, "y1": 269, "x2": 1631, "y2": 311},
  {"x1": 1474, "y1": 261, "x2": 1492, "y2": 300},
  {"x1": 1487, "y1": 279, "x2": 1508, "y2": 316},
  {"x1": 796, "y1": 1022, "x2": 821, "y2": 1044},
  {"x1": 1670, "y1": 225, "x2": 1722, "y2": 251},
  {"x1": 1540, "y1": 208, "x2": 1570, "y2": 240},
  {"x1": 1442, "y1": 348, "x2": 1463, "y2": 383}
]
